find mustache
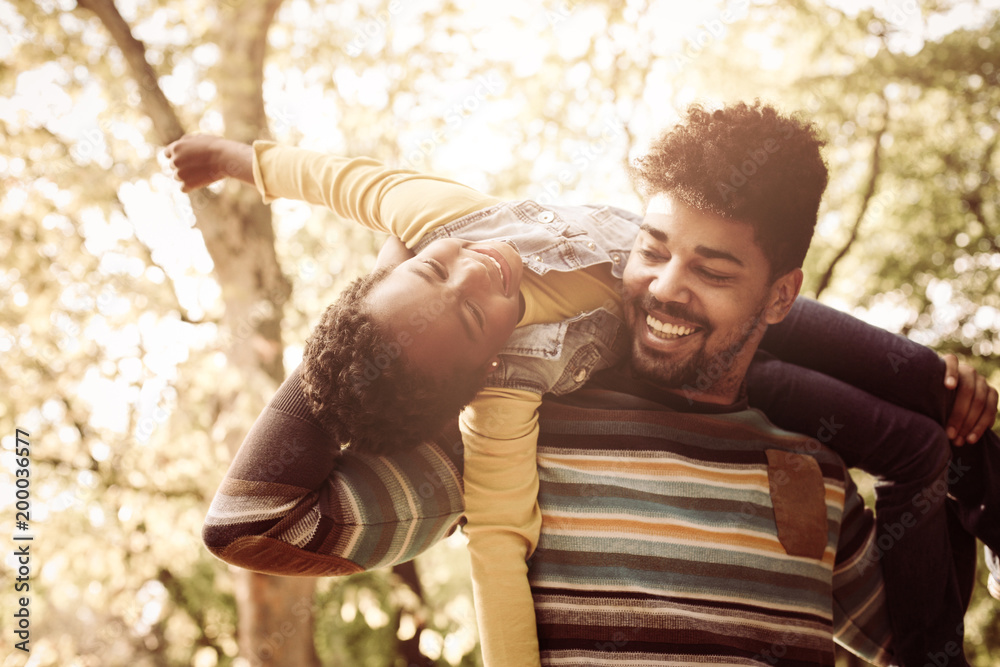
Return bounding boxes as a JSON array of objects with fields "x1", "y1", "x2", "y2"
[{"x1": 631, "y1": 295, "x2": 711, "y2": 330}]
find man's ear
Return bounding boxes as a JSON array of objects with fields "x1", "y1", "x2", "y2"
[{"x1": 764, "y1": 268, "x2": 803, "y2": 325}]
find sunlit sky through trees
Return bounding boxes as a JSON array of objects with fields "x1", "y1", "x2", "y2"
[{"x1": 2, "y1": 0, "x2": 1000, "y2": 664}]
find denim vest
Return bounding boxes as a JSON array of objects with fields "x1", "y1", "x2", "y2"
[{"x1": 412, "y1": 200, "x2": 641, "y2": 396}]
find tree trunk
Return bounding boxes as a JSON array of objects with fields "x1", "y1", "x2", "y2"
[
  {"x1": 392, "y1": 561, "x2": 433, "y2": 667},
  {"x1": 211, "y1": 2, "x2": 321, "y2": 664},
  {"x1": 235, "y1": 573, "x2": 320, "y2": 667},
  {"x1": 76, "y1": 1, "x2": 319, "y2": 664}
]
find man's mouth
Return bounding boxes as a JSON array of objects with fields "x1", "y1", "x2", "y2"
[
  {"x1": 471, "y1": 247, "x2": 511, "y2": 296},
  {"x1": 644, "y1": 313, "x2": 700, "y2": 340}
]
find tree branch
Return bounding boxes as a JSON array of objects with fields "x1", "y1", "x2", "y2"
[
  {"x1": 74, "y1": 0, "x2": 186, "y2": 145},
  {"x1": 961, "y1": 135, "x2": 998, "y2": 251},
  {"x1": 814, "y1": 97, "x2": 890, "y2": 298}
]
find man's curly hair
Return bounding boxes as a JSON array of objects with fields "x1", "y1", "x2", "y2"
[
  {"x1": 629, "y1": 101, "x2": 828, "y2": 278},
  {"x1": 300, "y1": 267, "x2": 486, "y2": 455}
]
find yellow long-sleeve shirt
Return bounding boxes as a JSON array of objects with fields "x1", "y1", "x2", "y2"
[{"x1": 252, "y1": 141, "x2": 623, "y2": 666}]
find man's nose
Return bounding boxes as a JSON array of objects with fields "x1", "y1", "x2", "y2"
[{"x1": 647, "y1": 262, "x2": 691, "y2": 304}]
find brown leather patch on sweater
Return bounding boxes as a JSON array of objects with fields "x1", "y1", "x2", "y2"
[{"x1": 765, "y1": 449, "x2": 828, "y2": 559}]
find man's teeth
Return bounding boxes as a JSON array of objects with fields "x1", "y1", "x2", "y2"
[{"x1": 646, "y1": 314, "x2": 696, "y2": 339}]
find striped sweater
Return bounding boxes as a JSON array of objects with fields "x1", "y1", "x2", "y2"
[
  {"x1": 527, "y1": 377, "x2": 893, "y2": 666},
  {"x1": 203, "y1": 366, "x2": 893, "y2": 665}
]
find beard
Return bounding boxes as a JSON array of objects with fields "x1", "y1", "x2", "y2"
[{"x1": 628, "y1": 296, "x2": 765, "y2": 397}]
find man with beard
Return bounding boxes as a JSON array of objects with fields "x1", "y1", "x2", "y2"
[
  {"x1": 521, "y1": 102, "x2": 898, "y2": 665},
  {"x1": 524, "y1": 102, "x2": 986, "y2": 665}
]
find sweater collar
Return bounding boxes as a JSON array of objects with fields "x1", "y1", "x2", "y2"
[{"x1": 590, "y1": 364, "x2": 749, "y2": 415}]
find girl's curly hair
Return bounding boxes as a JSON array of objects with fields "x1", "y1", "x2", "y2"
[{"x1": 300, "y1": 267, "x2": 485, "y2": 455}]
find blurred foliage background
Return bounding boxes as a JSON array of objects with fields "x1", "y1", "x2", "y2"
[{"x1": 1, "y1": 0, "x2": 998, "y2": 665}]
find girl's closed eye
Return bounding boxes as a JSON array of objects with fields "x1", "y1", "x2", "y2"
[
  {"x1": 467, "y1": 302, "x2": 485, "y2": 330},
  {"x1": 425, "y1": 259, "x2": 447, "y2": 279}
]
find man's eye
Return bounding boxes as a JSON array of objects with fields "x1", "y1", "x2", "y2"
[
  {"x1": 699, "y1": 268, "x2": 733, "y2": 283},
  {"x1": 640, "y1": 248, "x2": 666, "y2": 262}
]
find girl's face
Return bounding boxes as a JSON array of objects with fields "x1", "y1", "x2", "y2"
[{"x1": 365, "y1": 238, "x2": 524, "y2": 380}]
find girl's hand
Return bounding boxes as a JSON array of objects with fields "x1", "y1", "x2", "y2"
[{"x1": 163, "y1": 135, "x2": 254, "y2": 192}]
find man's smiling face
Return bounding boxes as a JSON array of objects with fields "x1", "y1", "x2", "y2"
[{"x1": 622, "y1": 193, "x2": 802, "y2": 403}]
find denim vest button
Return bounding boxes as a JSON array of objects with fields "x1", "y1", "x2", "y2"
[
  {"x1": 573, "y1": 368, "x2": 588, "y2": 383},
  {"x1": 587, "y1": 242, "x2": 596, "y2": 250},
  {"x1": 533, "y1": 255, "x2": 542, "y2": 262},
  {"x1": 612, "y1": 253, "x2": 622, "y2": 264},
  {"x1": 537, "y1": 211, "x2": 555, "y2": 223}
]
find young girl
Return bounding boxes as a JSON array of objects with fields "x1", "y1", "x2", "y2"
[
  {"x1": 171, "y1": 132, "x2": 999, "y2": 666},
  {"x1": 170, "y1": 132, "x2": 645, "y2": 663}
]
